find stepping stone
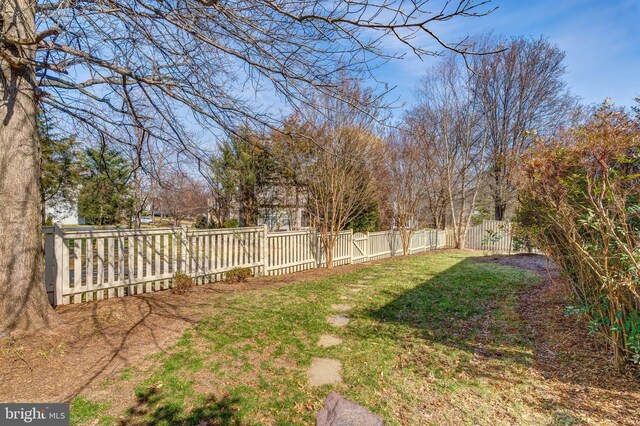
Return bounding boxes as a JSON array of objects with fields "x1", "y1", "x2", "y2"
[
  {"x1": 327, "y1": 315, "x2": 349, "y2": 327},
  {"x1": 331, "y1": 304, "x2": 352, "y2": 312},
  {"x1": 357, "y1": 280, "x2": 368, "y2": 285},
  {"x1": 339, "y1": 295, "x2": 349, "y2": 300},
  {"x1": 318, "y1": 334, "x2": 343, "y2": 348},
  {"x1": 309, "y1": 358, "x2": 342, "y2": 386},
  {"x1": 317, "y1": 392, "x2": 384, "y2": 426},
  {"x1": 349, "y1": 288, "x2": 362, "y2": 293},
  {"x1": 363, "y1": 275, "x2": 376, "y2": 279}
]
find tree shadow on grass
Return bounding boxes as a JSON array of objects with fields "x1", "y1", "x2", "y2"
[
  {"x1": 362, "y1": 255, "x2": 640, "y2": 424},
  {"x1": 369, "y1": 257, "x2": 532, "y2": 360},
  {"x1": 120, "y1": 384, "x2": 242, "y2": 425}
]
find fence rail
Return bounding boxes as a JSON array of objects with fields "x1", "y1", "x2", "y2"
[{"x1": 42, "y1": 226, "x2": 447, "y2": 306}]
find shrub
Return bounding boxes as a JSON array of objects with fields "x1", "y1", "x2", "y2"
[
  {"x1": 194, "y1": 214, "x2": 208, "y2": 229},
  {"x1": 171, "y1": 272, "x2": 194, "y2": 294},
  {"x1": 223, "y1": 218, "x2": 239, "y2": 229},
  {"x1": 516, "y1": 102, "x2": 640, "y2": 370},
  {"x1": 225, "y1": 267, "x2": 252, "y2": 283}
]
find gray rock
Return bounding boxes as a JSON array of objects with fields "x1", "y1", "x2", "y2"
[{"x1": 316, "y1": 392, "x2": 384, "y2": 426}]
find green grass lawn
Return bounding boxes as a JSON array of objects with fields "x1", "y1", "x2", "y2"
[{"x1": 72, "y1": 251, "x2": 548, "y2": 425}]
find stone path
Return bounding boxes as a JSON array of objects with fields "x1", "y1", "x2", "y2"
[
  {"x1": 309, "y1": 279, "x2": 361, "y2": 387},
  {"x1": 327, "y1": 315, "x2": 349, "y2": 327},
  {"x1": 318, "y1": 335, "x2": 342, "y2": 348},
  {"x1": 309, "y1": 358, "x2": 342, "y2": 386},
  {"x1": 310, "y1": 273, "x2": 387, "y2": 420}
]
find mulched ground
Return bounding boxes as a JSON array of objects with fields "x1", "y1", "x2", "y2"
[
  {"x1": 0, "y1": 252, "x2": 437, "y2": 403},
  {"x1": 481, "y1": 254, "x2": 640, "y2": 425}
]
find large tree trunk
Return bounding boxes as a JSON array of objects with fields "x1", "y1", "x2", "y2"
[{"x1": 0, "y1": 0, "x2": 60, "y2": 335}]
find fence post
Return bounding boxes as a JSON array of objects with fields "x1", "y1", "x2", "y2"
[
  {"x1": 315, "y1": 230, "x2": 322, "y2": 268},
  {"x1": 365, "y1": 231, "x2": 369, "y2": 261},
  {"x1": 43, "y1": 226, "x2": 55, "y2": 305},
  {"x1": 349, "y1": 229, "x2": 354, "y2": 264},
  {"x1": 180, "y1": 225, "x2": 189, "y2": 274},
  {"x1": 46, "y1": 225, "x2": 65, "y2": 306},
  {"x1": 262, "y1": 224, "x2": 268, "y2": 276}
]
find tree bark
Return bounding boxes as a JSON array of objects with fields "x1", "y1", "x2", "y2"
[
  {"x1": 0, "y1": 0, "x2": 60, "y2": 334},
  {"x1": 494, "y1": 198, "x2": 507, "y2": 221}
]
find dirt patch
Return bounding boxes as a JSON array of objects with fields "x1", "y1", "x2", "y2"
[
  {"x1": 330, "y1": 304, "x2": 352, "y2": 312},
  {"x1": 480, "y1": 253, "x2": 640, "y2": 425},
  {"x1": 0, "y1": 250, "x2": 447, "y2": 403}
]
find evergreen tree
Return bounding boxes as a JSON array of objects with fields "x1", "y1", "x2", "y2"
[
  {"x1": 211, "y1": 126, "x2": 279, "y2": 227},
  {"x1": 345, "y1": 202, "x2": 380, "y2": 232},
  {"x1": 78, "y1": 147, "x2": 135, "y2": 225}
]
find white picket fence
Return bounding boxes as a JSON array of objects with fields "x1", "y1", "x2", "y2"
[
  {"x1": 42, "y1": 226, "x2": 446, "y2": 306},
  {"x1": 446, "y1": 220, "x2": 532, "y2": 253}
]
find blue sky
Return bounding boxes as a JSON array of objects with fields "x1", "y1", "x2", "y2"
[{"x1": 379, "y1": 0, "x2": 640, "y2": 110}]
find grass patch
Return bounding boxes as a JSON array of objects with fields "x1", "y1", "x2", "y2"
[
  {"x1": 74, "y1": 251, "x2": 551, "y2": 425},
  {"x1": 70, "y1": 397, "x2": 109, "y2": 426}
]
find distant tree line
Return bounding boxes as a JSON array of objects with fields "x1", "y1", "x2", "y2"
[{"x1": 42, "y1": 36, "x2": 578, "y2": 256}]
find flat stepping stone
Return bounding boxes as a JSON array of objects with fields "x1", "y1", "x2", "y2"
[
  {"x1": 363, "y1": 275, "x2": 376, "y2": 279},
  {"x1": 317, "y1": 392, "x2": 384, "y2": 425},
  {"x1": 339, "y1": 295, "x2": 349, "y2": 300},
  {"x1": 318, "y1": 334, "x2": 343, "y2": 348},
  {"x1": 349, "y1": 288, "x2": 362, "y2": 293},
  {"x1": 327, "y1": 315, "x2": 350, "y2": 327},
  {"x1": 309, "y1": 358, "x2": 342, "y2": 386},
  {"x1": 357, "y1": 280, "x2": 368, "y2": 285},
  {"x1": 331, "y1": 304, "x2": 352, "y2": 312}
]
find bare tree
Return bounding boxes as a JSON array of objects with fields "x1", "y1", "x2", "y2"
[
  {"x1": 407, "y1": 54, "x2": 488, "y2": 248},
  {"x1": 282, "y1": 81, "x2": 383, "y2": 267},
  {"x1": 404, "y1": 110, "x2": 450, "y2": 229},
  {"x1": 385, "y1": 130, "x2": 426, "y2": 255},
  {"x1": 306, "y1": 126, "x2": 381, "y2": 267},
  {"x1": 473, "y1": 36, "x2": 576, "y2": 220},
  {"x1": 157, "y1": 172, "x2": 209, "y2": 226},
  {"x1": 128, "y1": 130, "x2": 151, "y2": 228},
  {"x1": 0, "y1": 0, "x2": 496, "y2": 332}
]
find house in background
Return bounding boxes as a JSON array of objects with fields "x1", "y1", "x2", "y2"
[
  {"x1": 258, "y1": 185, "x2": 307, "y2": 231},
  {"x1": 45, "y1": 196, "x2": 85, "y2": 225}
]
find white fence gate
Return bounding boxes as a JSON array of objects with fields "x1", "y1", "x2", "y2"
[{"x1": 43, "y1": 226, "x2": 447, "y2": 306}]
